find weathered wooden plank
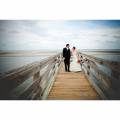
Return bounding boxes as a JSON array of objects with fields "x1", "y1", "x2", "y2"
[
  {"x1": 9, "y1": 78, "x2": 40, "y2": 99},
  {"x1": 0, "y1": 53, "x2": 61, "y2": 80},
  {"x1": 79, "y1": 52, "x2": 120, "y2": 72},
  {"x1": 0, "y1": 53, "x2": 62, "y2": 99},
  {"x1": 82, "y1": 66, "x2": 107, "y2": 99},
  {"x1": 79, "y1": 52, "x2": 120, "y2": 99},
  {"x1": 82, "y1": 63, "x2": 118, "y2": 99},
  {"x1": 48, "y1": 63, "x2": 101, "y2": 100}
]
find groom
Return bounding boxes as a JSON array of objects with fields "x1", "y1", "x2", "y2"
[{"x1": 63, "y1": 44, "x2": 71, "y2": 72}]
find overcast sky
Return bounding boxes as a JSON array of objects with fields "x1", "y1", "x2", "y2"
[{"x1": 0, "y1": 20, "x2": 120, "y2": 51}]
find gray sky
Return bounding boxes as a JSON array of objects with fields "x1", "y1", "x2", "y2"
[{"x1": 0, "y1": 20, "x2": 120, "y2": 51}]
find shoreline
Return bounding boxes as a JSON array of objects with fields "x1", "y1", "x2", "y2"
[
  {"x1": 0, "y1": 51, "x2": 59, "y2": 57},
  {"x1": 0, "y1": 50, "x2": 120, "y2": 57}
]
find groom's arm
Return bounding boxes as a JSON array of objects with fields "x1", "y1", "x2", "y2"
[
  {"x1": 70, "y1": 51, "x2": 72, "y2": 57},
  {"x1": 63, "y1": 48, "x2": 65, "y2": 58}
]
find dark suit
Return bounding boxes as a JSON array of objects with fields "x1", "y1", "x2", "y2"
[{"x1": 63, "y1": 47, "x2": 71, "y2": 71}]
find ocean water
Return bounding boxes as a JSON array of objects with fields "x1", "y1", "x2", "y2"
[
  {"x1": 82, "y1": 52, "x2": 120, "y2": 61},
  {"x1": 94, "y1": 54, "x2": 120, "y2": 62},
  {"x1": 82, "y1": 52, "x2": 120, "y2": 76},
  {"x1": 0, "y1": 56, "x2": 49, "y2": 73},
  {"x1": 0, "y1": 52, "x2": 119, "y2": 74}
]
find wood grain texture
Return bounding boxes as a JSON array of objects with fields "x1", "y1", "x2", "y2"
[{"x1": 47, "y1": 63, "x2": 101, "y2": 100}]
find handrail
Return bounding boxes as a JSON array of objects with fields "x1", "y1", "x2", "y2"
[
  {"x1": 79, "y1": 52, "x2": 120, "y2": 99},
  {"x1": 79, "y1": 52, "x2": 120, "y2": 72},
  {"x1": 0, "y1": 51, "x2": 119, "y2": 100},
  {"x1": 0, "y1": 53, "x2": 62, "y2": 100}
]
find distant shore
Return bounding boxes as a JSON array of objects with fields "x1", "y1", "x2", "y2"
[
  {"x1": 0, "y1": 51, "x2": 60, "y2": 57},
  {"x1": 0, "y1": 50, "x2": 120, "y2": 57},
  {"x1": 81, "y1": 51, "x2": 120, "y2": 55}
]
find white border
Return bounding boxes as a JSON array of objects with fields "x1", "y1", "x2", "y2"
[
  {"x1": 0, "y1": 101, "x2": 120, "y2": 120},
  {"x1": 0, "y1": 0, "x2": 120, "y2": 120},
  {"x1": 0, "y1": 0, "x2": 119, "y2": 19}
]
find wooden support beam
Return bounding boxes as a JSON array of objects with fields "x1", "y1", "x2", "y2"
[{"x1": 0, "y1": 53, "x2": 62, "y2": 100}]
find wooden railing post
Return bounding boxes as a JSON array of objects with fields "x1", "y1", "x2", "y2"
[
  {"x1": 79, "y1": 52, "x2": 120, "y2": 100},
  {"x1": 0, "y1": 53, "x2": 62, "y2": 100},
  {"x1": 33, "y1": 71, "x2": 40, "y2": 81}
]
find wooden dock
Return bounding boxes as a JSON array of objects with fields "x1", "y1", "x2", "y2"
[
  {"x1": 48, "y1": 63, "x2": 101, "y2": 100},
  {"x1": 0, "y1": 52, "x2": 119, "y2": 100}
]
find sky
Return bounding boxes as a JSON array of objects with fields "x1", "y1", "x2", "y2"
[{"x1": 0, "y1": 20, "x2": 120, "y2": 51}]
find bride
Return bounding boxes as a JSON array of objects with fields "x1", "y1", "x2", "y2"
[{"x1": 70, "y1": 47, "x2": 82, "y2": 72}]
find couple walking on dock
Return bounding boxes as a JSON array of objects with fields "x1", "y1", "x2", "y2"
[{"x1": 63, "y1": 44, "x2": 82, "y2": 72}]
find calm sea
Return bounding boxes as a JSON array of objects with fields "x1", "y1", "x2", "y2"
[
  {"x1": 0, "y1": 51, "x2": 119, "y2": 74},
  {"x1": 82, "y1": 52, "x2": 120, "y2": 76},
  {"x1": 0, "y1": 56, "x2": 49, "y2": 73},
  {"x1": 82, "y1": 52, "x2": 120, "y2": 62}
]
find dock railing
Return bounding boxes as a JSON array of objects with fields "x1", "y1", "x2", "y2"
[
  {"x1": 0, "y1": 51, "x2": 120, "y2": 100},
  {"x1": 79, "y1": 52, "x2": 120, "y2": 99},
  {"x1": 0, "y1": 53, "x2": 62, "y2": 100}
]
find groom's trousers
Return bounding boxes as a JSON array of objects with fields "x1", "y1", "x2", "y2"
[{"x1": 64, "y1": 58, "x2": 70, "y2": 71}]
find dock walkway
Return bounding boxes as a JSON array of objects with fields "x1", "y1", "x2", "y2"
[{"x1": 48, "y1": 63, "x2": 101, "y2": 100}]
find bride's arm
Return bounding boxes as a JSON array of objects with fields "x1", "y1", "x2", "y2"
[
  {"x1": 76, "y1": 51, "x2": 79, "y2": 60},
  {"x1": 74, "y1": 51, "x2": 80, "y2": 63}
]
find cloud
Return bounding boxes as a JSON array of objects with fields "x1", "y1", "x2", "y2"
[{"x1": 0, "y1": 20, "x2": 120, "y2": 50}]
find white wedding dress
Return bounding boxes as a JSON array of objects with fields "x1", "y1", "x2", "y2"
[{"x1": 70, "y1": 50, "x2": 82, "y2": 72}]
